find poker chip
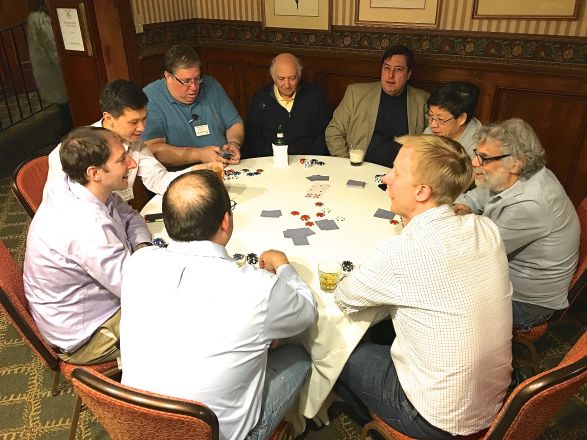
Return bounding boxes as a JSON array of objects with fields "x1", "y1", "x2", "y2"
[
  {"x1": 241, "y1": 168, "x2": 250, "y2": 172},
  {"x1": 342, "y1": 260, "x2": 354, "y2": 272},
  {"x1": 305, "y1": 221, "x2": 314, "y2": 227},
  {"x1": 256, "y1": 169, "x2": 264, "y2": 173},
  {"x1": 374, "y1": 174, "x2": 385, "y2": 184},
  {"x1": 246, "y1": 253, "x2": 258, "y2": 265},
  {"x1": 152, "y1": 238, "x2": 168, "y2": 248},
  {"x1": 317, "y1": 161, "x2": 325, "y2": 166},
  {"x1": 300, "y1": 158, "x2": 306, "y2": 164},
  {"x1": 291, "y1": 210, "x2": 300, "y2": 216},
  {"x1": 315, "y1": 202, "x2": 323, "y2": 206},
  {"x1": 391, "y1": 219, "x2": 399, "y2": 225},
  {"x1": 300, "y1": 214, "x2": 310, "y2": 221},
  {"x1": 233, "y1": 253, "x2": 244, "y2": 260},
  {"x1": 316, "y1": 212, "x2": 325, "y2": 217}
]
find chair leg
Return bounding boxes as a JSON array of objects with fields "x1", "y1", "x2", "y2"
[
  {"x1": 69, "y1": 395, "x2": 83, "y2": 440},
  {"x1": 50, "y1": 370, "x2": 61, "y2": 396},
  {"x1": 514, "y1": 336, "x2": 540, "y2": 375}
]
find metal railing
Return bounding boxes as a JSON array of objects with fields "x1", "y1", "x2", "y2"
[{"x1": 0, "y1": 20, "x2": 50, "y2": 132}]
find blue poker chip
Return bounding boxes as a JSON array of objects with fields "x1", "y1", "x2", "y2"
[
  {"x1": 153, "y1": 238, "x2": 168, "y2": 248},
  {"x1": 233, "y1": 253, "x2": 244, "y2": 260}
]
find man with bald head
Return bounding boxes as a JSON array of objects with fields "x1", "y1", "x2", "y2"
[
  {"x1": 244, "y1": 52, "x2": 331, "y2": 157},
  {"x1": 120, "y1": 170, "x2": 316, "y2": 440}
]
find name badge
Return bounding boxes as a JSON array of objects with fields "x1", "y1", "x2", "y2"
[
  {"x1": 115, "y1": 186, "x2": 134, "y2": 201},
  {"x1": 194, "y1": 124, "x2": 210, "y2": 136}
]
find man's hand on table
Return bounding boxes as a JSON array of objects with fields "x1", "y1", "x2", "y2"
[
  {"x1": 259, "y1": 250, "x2": 289, "y2": 274},
  {"x1": 453, "y1": 203, "x2": 473, "y2": 215},
  {"x1": 222, "y1": 142, "x2": 241, "y2": 164}
]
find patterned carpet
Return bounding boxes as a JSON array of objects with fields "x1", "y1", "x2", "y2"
[{"x1": 0, "y1": 175, "x2": 585, "y2": 439}]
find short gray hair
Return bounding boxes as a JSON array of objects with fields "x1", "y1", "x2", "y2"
[
  {"x1": 269, "y1": 53, "x2": 303, "y2": 78},
  {"x1": 476, "y1": 118, "x2": 545, "y2": 178}
]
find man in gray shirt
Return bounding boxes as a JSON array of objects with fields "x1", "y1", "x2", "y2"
[{"x1": 454, "y1": 118, "x2": 580, "y2": 329}]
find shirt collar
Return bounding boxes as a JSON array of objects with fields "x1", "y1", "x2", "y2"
[
  {"x1": 167, "y1": 239, "x2": 232, "y2": 260},
  {"x1": 402, "y1": 205, "x2": 454, "y2": 233},
  {"x1": 273, "y1": 84, "x2": 297, "y2": 104}
]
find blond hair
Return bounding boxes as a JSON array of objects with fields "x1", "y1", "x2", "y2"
[{"x1": 396, "y1": 135, "x2": 472, "y2": 205}]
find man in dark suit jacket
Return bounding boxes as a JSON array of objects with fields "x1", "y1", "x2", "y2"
[{"x1": 244, "y1": 53, "x2": 332, "y2": 158}]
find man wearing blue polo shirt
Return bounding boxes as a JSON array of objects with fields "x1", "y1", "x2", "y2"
[{"x1": 143, "y1": 44, "x2": 243, "y2": 167}]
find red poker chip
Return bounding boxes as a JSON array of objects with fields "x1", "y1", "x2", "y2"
[
  {"x1": 300, "y1": 214, "x2": 310, "y2": 221},
  {"x1": 391, "y1": 219, "x2": 399, "y2": 225},
  {"x1": 315, "y1": 202, "x2": 324, "y2": 206},
  {"x1": 256, "y1": 169, "x2": 264, "y2": 172},
  {"x1": 299, "y1": 158, "x2": 306, "y2": 164},
  {"x1": 316, "y1": 212, "x2": 325, "y2": 217},
  {"x1": 305, "y1": 221, "x2": 314, "y2": 227},
  {"x1": 291, "y1": 211, "x2": 300, "y2": 216}
]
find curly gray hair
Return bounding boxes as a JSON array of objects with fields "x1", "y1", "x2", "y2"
[{"x1": 475, "y1": 118, "x2": 546, "y2": 178}]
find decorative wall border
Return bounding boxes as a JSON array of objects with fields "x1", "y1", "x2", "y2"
[{"x1": 137, "y1": 20, "x2": 586, "y2": 69}]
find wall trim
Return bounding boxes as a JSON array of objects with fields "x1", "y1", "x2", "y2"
[{"x1": 137, "y1": 19, "x2": 586, "y2": 70}]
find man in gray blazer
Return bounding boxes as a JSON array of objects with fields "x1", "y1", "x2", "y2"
[{"x1": 326, "y1": 45, "x2": 429, "y2": 167}]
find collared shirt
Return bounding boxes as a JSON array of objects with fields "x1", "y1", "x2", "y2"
[
  {"x1": 424, "y1": 117, "x2": 483, "y2": 158},
  {"x1": 273, "y1": 84, "x2": 296, "y2": 112},
  {"x1": 335, "y1": 205, "x2": 513, "y2": 435},
  {"x1": 44, "y1": 119, "x2": 191, "y2": 200},
  {"x1": 456, "y1": 167, "x2": 580, "y2": 310},
  {"x1": 24, "y1": 177, "x2": 152, "y2": 352},
  {"x1": 142, "y1": 76, "x2": 242, "y2": 148},
  {"x1": 120, "y1": 240, "x2": 316, "y2": 440}
]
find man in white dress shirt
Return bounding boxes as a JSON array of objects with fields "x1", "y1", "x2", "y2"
[
  {"x1": 24, "y1": 126, "x2": 152, "y2": 364},
  {"x1": 45, "y1": 79, "x2": 222, "y2": 201},
  {"x1": 334, "y1": 135, "x2": 513, "y2": 438},
  {"x1": 120, "y1": 170, "x2": 316, "y2": 440}
]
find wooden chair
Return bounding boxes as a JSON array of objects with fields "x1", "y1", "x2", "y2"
[
  {"x1": 512, "y1": 197, "x2": 587, "y2": 373},
  {"x1": 71, "y1": 367, "x2": 294, "y2": 440},
  {"x1": 11, "y1": 155, "x2": 49, "y2": 217},
  {"x1": 0, "y1": 240, "x2": 118, "y2": 440},
  {"x1": 361, "y1": 330, "x2": 587, "y2": 440}
]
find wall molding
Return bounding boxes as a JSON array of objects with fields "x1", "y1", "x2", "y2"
[{"x1": 137, "y1": 19, "x2": 586, "y2": 70}]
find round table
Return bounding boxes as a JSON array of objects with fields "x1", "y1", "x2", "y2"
[{"x1": 141, "y1": 155, "x2": 400, "y2": 425}]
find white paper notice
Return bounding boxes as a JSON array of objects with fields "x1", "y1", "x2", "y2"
[{"x1": 57, "y1": 8, "x2": 85, "y2": 52}]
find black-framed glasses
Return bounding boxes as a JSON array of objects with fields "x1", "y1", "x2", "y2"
[
  {"x1": 473, "y1": 149, "x2": 512, "y2": 166},
  {"x1": 425, "y1": 111, "x2": 455, "y2": 126},
  {"x1": 170, "y1": 73, "x2": 203, "y2": 87},
  {"x1": 230, "y1": 200, "x2": 237, "y2": 210}
]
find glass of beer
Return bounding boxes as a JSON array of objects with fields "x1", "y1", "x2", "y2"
[
  {"x1": 318, "y1": 260, "x2": 342, "y2": 292},
  {"x1": 349, "y1": 146, "x2": 365, "y2": 166}
]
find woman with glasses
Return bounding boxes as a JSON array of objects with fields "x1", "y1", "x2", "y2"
[{"x1": 424, "y1": 81, "x2": 482, "y2": 157}]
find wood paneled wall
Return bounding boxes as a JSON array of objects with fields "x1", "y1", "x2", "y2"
[
  {"x1": 131, "y1": 0, "x2": 587, "y2": 37},
  {"x1": 139, "y1": 45, "x2": 587, "y2": 205}
]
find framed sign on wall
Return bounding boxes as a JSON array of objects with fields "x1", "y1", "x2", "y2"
[
  {"x1": 473, "y1": 0, "x2": 579, "y2": 19},
  {"x1": 355, "y1": 0, "x2": 441, "y2": 28},
  {"x1": 262, "y1": 0, "x2": 331, "y2": 31}
]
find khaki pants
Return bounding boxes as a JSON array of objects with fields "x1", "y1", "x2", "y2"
[{"x1": 58, "y1": 310, "x2": 121, "y2": 365}]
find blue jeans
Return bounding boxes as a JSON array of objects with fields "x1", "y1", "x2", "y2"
[
  {"x1": 246, "y1": 344, "x2": 310, "y2": 440},
  {"x1": 512, "y1": 301, "x2": 554, "y2": 330},
  {"x1": 334, "y1": 343, "x2": 452, "y2": 440}
]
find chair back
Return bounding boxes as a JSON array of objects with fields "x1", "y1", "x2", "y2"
[
  {"x1": 71, "y1": 367, "x2": 220, "y2": 440},
  {"x1": 11, "y1": 155, "x2": 49, "y2": 218},
  {"x1": 0, "y1": 240, "x2": 60, "y2": 371},
  {"x1": 486, "y1": 330, "x2": 587, "y2": 440}
]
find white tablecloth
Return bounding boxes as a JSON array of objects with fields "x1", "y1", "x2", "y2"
[{"x1": 141, "y1": 155, "x2": 400, "y2": 422}]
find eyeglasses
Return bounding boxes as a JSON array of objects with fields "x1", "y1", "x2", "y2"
[
  {"x1": 473, "y1": 149, "x2": 512, "y2": 166},
  {"x1": 230, "y1": 200, "x2": 237, "y2": 210},
  {"x1": 170, "y1": 73, "x2": 203, "y2": 87},
  {"x1": 426, "y1": 112, "x2": 455, "y2": 126}
]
